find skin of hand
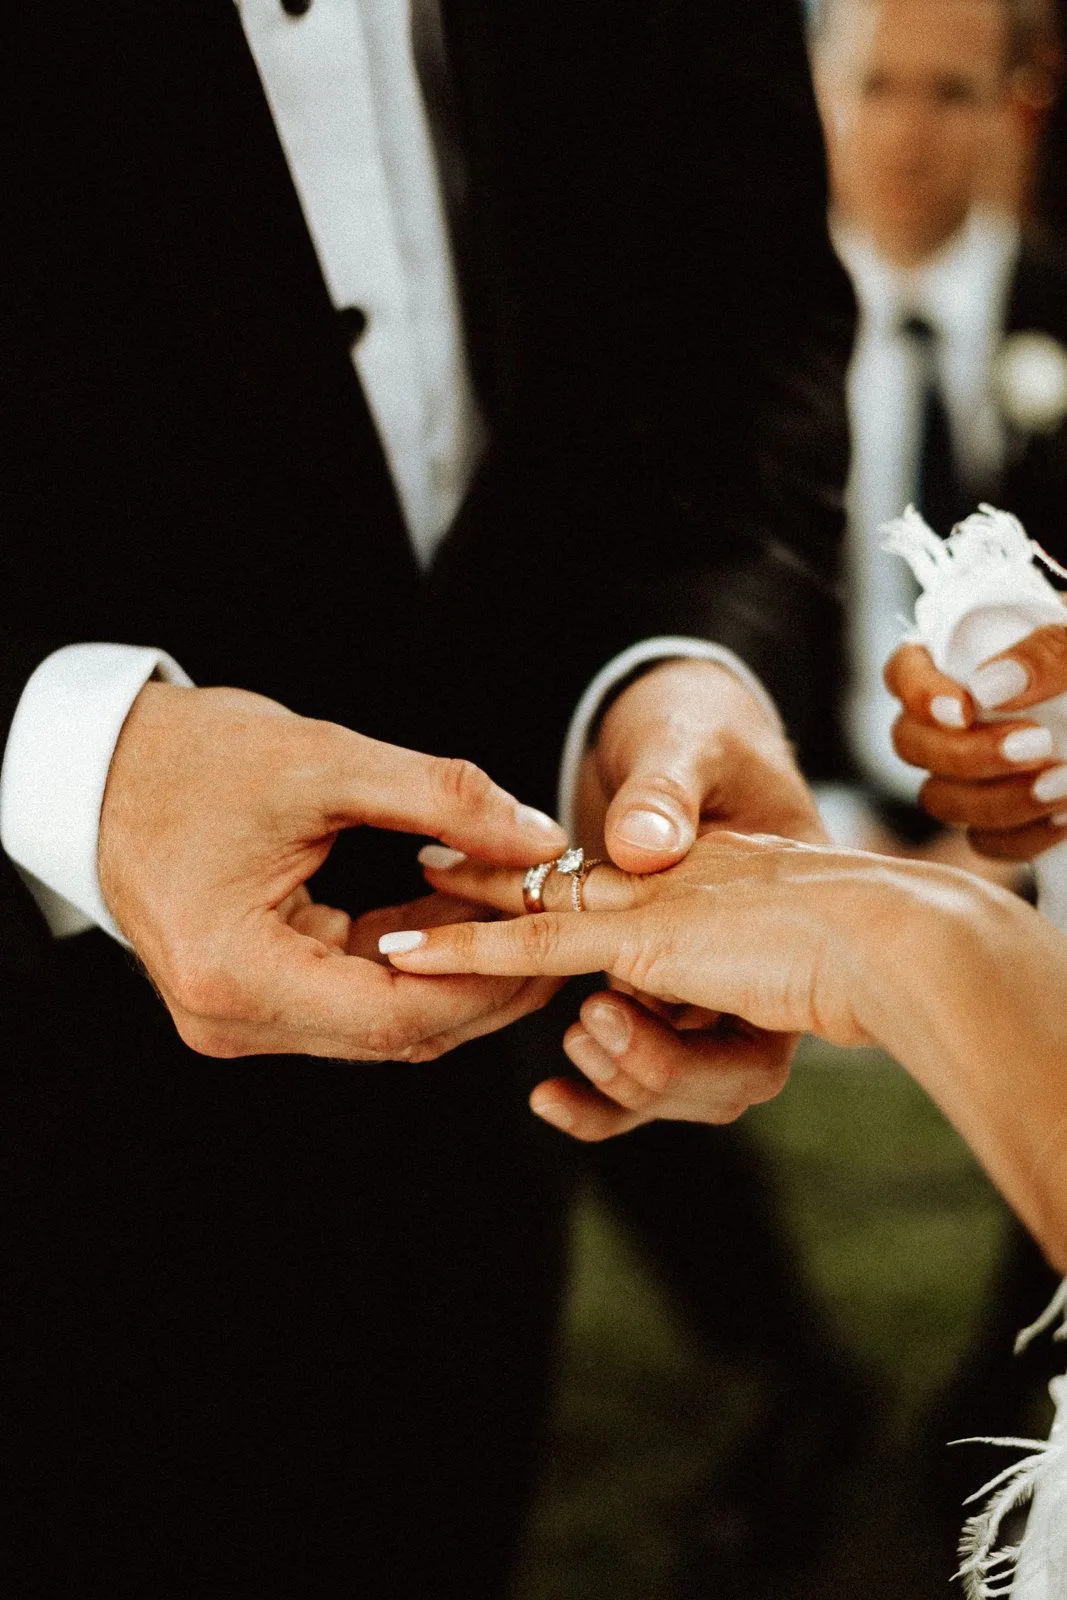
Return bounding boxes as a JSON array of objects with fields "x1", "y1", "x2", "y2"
[
  {"x1": 392, "y1": 833, "x2": 1067, "y2": 1270},
  {"x1": 569, "y1": 655, "x2": 829, "y2": 1083},
  {"x1": 97, "y1": 681, "x2": 566, "y2": 1062},
  {"x1": 886, "y1": 626, "x2": 1067, "y2": 859},
  {"x1": 411, "y1": 830, "x2": 872, "y2": 1140}
]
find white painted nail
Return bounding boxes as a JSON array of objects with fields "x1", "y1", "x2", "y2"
[
  {"x1": 930, "y1": 695, "x2": 966, "y2": 729},
  {"x1": 1052, "y1": 811, "x2": 1067, "y2": 828},
  {"x1": 970, "y1": 659, "x2": 1030, "y2": 710},
  {"x1": 1001, "y1": 727, "x2": 1055, "y2": 764},
  {"x1": 517, "y1": 804, "x2": 562, "y2": 836},
  {"x1": 1033, "y1": 764, "x2": 1067, "y2": 803},
  {"x1": 417, "y1": 844, "x2": 467, "y2": 869},
  {"x1": 378, "y1": 930, "x2": 426, "y2": 955}
]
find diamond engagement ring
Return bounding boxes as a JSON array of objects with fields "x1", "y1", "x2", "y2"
[
  {"x1": 550, "y1": 847, "x2": 605, "y2": 912},
  {"x1": 523, "y1": 848, "x2": 604, "y2": 913},
  {"x1": 571, "y1": 854, "x2": 604, "y2": 911}
]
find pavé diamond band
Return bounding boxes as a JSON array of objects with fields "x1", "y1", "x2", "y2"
[{"x1": 521, "y1": 859, "x2": 554, "y2": 914}]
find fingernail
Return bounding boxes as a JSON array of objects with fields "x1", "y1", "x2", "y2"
[
  {"x1": 616, "y1": 808, "x2": 681, "y2": 852},
  {"x1": 583, "y1": 1001, "x2": 631, "y2": 1057},
  {"x1": 1001, "y1": 727, "x2": 1055, "y2": 764},
  {"x1": 970, "y1": 659, "x2": 1030, "y2": 709},
  {"x1": 378, "y1": 930, "x2": 426, "y2": 955},
  {"x1": 531, "y1": 1098, "x2": 575, "y2": 1131},
  {"x1": 930, "y1": 695, "x2": 966, "y2": 729},
  {"x1": 568, "y1": 1032, "x2": 618, "y2": 1084},
  {"x1": 1033, "y1": 764, "x2": 1067, "y2": 803},
  {"x1": 517, "y1": 804, "x2": 563, "y2": 837},
  {"x1": 417, "y1": 844, "x2": 467, "y2": 869},
  {"x1": 1053, "y1": 811, "x2": 1067, "y2": 827}
]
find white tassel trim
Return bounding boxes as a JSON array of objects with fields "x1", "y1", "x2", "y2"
[
  {"x1": 880, "y1": 504, "x2": 1067, "y2": 593},
  {"x1": 951, "y1": 1281, "x2": 1067, "y2": 1598}
]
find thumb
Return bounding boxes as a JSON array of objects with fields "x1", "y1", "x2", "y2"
[{"x1": 604, "y1": 757, "x2": 701, "y2": 874}]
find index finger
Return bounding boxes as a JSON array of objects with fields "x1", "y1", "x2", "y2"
[
  {"x1": 884, "y1": 643, "x2": 975, "y2": 728},
  {"x1": 323, "y1": 730, "x2": 568, "y2": 866},
  {"x1": 417, "y1": 849, "x2": 636, "y2": 916}
]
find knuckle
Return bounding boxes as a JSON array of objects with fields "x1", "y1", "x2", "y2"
[
  {"x1": 402, "y1": 1040, "x2": 442, "y2": 1063},
  {"x1": 432, "y1": 756, "x2": 495, "y2": 817},
  {"x1": 712, "y1": 1087, "x2": 753, "y2": 1124},
  {"x1": 623, "y1": 945, "x2": 668, "y2": 996},
  {"x1": 360, "y1": 1020, "x2": 413, "y2": 1059},
  {"x1": 572, "y1": 1116, "x2": 619, "y2": 1144},
  {"x1": 642, "y1": 1055, "x2": 680, "y2": 1095},
  {"x1": 749, "y1": 1057, "x2": 790, "y2": 1104},
  {"x1": 1026, "y1": 625, "x2": 1067, "y2": 686},
  {"x1": 602, "y1": 1074, "x2": 643, "y2": 1110},
  {"x1": 918, "y1": 780, "x2": 967, "y2": 825},
  {"x1": 522, "y1": 914, "x2": 562, "y2": 967},
  {"x1": 168, "y1": 952, "x2": 256, "y2": 1024},
  {"x1": 967, "y1": 827, "x2": 1038, "y2": 861},
  {"x1": 884, "y1": 643, "x2": 927, "y2": 701},
  {"x1": 889, "y1": 714, "x2": 921, "y2": 763},
  {"x1": 173, "y1": 1012, "x2": 246, "y2": 1059},
  {"x1": 625, "y1": 771, "x2": 693, "y2": 813}
]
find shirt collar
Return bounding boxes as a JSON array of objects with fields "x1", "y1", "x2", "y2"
[{"x1": 832, "y1": 209, "x2": 1020, "y2": 344}]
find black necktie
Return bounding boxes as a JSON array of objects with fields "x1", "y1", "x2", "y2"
[{"x1": 899, "y1": 313, "x2": 972, "y2": 534}]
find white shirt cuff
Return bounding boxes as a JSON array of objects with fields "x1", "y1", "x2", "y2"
[
  {"x1": 0, "y1": 644, "x2": 192, "y2": 941},
  {"x1": 557, "y1": 636, "x2": 783, "y2": 834}
]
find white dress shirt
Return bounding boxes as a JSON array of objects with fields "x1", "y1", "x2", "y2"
[
  {"x1": 834, "y1": 209, "x2": 1020, "y2": 802},
  {"x1": 0, "y1": 0, "x2": 762, "y2": 942}
]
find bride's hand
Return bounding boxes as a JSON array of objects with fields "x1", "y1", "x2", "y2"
[{"x1": 381, "y1": 832, "x2": 907, "y2": 1138}]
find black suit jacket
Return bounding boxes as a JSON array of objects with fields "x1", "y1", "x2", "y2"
[
  {"x1": 4, "y1": 0, "x2": 853, "y2": 912},
  {"x1": 1002, "y1": 239, "x2": 1067, "y2": 562},
  {"x1": 2, "y1": 4, "x2": 854, "y2": 1589}
]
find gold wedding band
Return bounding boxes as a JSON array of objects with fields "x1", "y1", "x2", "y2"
[{"x1": 522, "y1": 859, "x2": 554, "y2": 913}]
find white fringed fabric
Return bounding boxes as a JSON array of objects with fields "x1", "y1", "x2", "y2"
[
  {"x1": 881, "y1": 503, "x2": 1067, "y2": 930},
  {"x1": 953, "y1": 1282, "x2": 1067, "y2": 1599}
]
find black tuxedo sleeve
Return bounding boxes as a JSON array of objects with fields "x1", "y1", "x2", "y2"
[
  {"x1": 421, "y1": 0, "x2": 855, "y2": 805},
  {"x1": 2, "y1": 4, "x2": 426, "y2": 946}
]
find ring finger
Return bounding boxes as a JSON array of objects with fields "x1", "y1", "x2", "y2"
[{"x1": 416, "y1": 844, "x2": 634, "y2": 915}]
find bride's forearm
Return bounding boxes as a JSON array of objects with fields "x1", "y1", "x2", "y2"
[{"x1": 849, "y1": 870, "x2": 1067, "y2": 1272}]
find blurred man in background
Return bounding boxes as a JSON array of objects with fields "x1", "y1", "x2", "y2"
[
  {"x1": 812, "y1": 0, "x2": 1067, "y2": 852},
  {"x1": 809, "y1": 0, "x2": 1067, "y2": 1546}
]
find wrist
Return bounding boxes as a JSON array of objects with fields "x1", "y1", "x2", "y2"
[
  {"x1": 846, "y1": 863, "x2": 1067, "y2": 1268},
  {"x1": 595, "y1": 656, "x2": 777, "y2": 742},
  {"x1": 843, "y1": 863, "x2": 995, "y2": 1057}
]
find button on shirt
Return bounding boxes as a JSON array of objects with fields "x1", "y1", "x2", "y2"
[{"x1": 835, "y1": 209, "x2": 1020, "y2": 800}]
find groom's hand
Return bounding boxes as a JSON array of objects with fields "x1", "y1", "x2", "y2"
[
  {"x1": 586, "y1": 658, "x2": 824, "y2": 868},
  {"x1": 97, "y1": 682, "x2": 566, "y2": 1062},
  {"x1": 570, "y1": 657, "x2": 823, "y2": 1117}
]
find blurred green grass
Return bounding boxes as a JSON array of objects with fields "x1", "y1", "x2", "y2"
[{"x1": 510, "y1": 1039, "x2": 1024, "y2": 1600}]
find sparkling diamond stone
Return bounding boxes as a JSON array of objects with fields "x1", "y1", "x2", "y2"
[{"x1": 555, "y1": 847, "x2": 584, "y2": 875}]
